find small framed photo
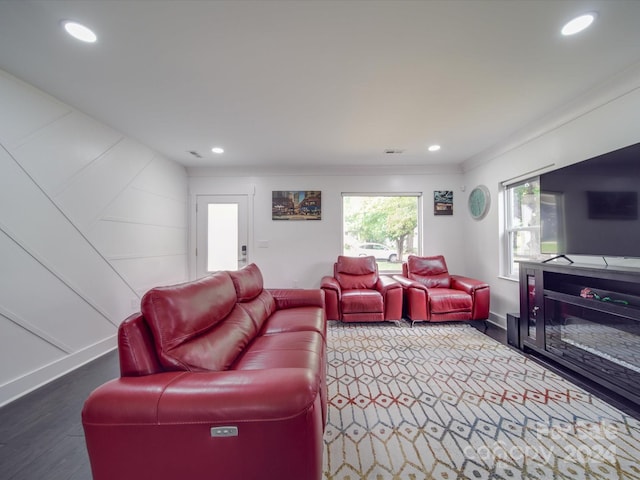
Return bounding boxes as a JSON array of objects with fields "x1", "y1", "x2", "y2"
[
  {"x1": 434, "y1": 190, "x2": 453, "y2": 215},
  {"x1": 272, "y1": 191, "x2": 322, "y2": 220}
]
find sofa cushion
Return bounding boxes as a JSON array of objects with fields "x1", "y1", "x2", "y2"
[
  {"x1": 229, "y1": 263, "x2": 264, "y2": 302},
  {"x1": 142, "y1": 272, "x2": 257, "y2": 371},
  {"x1": 167, "y1": 305, "x2": 257, "y2": 371},
  {"x1": 335, "y1": 256, "x2": 378, "y2": 290},
  {"x1": 407, "y1": 255, "x2": 451, "y2": 288},
  {"x1": 238, "y1": 290, "x2": 277, "y2": 332},
  {"x1": 341, "y1": 289, "x2": 384, "y2": 314},
  {"x1": 262, "y1": 306, "x2": 326, "y2": 338},
  {"x1": 233, "y1": 331, "x2": 324, "y2": 371},
  {"x1": 428, "y1": 288, "x2": 473, "y2": 314}
]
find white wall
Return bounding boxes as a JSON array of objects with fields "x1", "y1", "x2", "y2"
[
  {"x1": 188, "y1": 166, "x2": 466, "y2": 289},
  {"x1": 0, "y1": 70, "x2": 188, "y2": 406},
  {"x1": 461, "y1": 63, "x2": 640, "y2": 327}
]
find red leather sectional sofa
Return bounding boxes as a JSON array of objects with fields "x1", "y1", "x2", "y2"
[{"x1": 82, "y1": 263, "x2": 327, "y2": 480}]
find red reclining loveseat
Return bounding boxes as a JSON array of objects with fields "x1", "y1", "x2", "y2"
[{"x1": 82, "y1": 263, "x2": 327, "y2": 480}]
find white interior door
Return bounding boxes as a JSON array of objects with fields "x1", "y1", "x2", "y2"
[{"x1": 196, "y1": 195, "x2": 248, "y2": 278}]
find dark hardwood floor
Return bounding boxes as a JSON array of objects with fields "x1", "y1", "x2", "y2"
[
  {"x1": 479, "y1": 321, "x2": 640, "y2": 420},
  {"x1": 0, "y1": 350, "x2": 119, "y2": 480},
  {"x1": 1, "y1": 321, "x2": 638, "y2": 479}
]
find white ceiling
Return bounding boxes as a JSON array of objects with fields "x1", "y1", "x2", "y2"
[{"x1": 1, "y1": 0, "x2": 640, "y2": 169}]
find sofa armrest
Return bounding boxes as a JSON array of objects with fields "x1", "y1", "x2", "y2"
[
  {"x1": 83, "y1": 372, "x2": 185, "y2": 424},
  {"x1": 450, "y1": 275, "x2": 489, "y2": 295},
  {"x1": 376, "y1": 275, "x2": 402, "y2": 294},
  {"x1": 269, "y1": 288, "x2": 325, "y2": 310},
  {"x1": 320, "y1": 276, "x2": 341, "y2": 321},
  {"x1": 375, "y1": 276, "x2": 403, "y2": 320},
  {"x1": 391, "y1": 276, "x2": 429, "y2": 321},
  {"x1": 320, "y1": 276, "x2": 340, "y2": 293},
  {"x1": 391, "y1": 275, "x2": 425, "y2": 291},
  {"x1": 83, "y1": 369, "x2": 324, "y2": 480},
  {"x1": 451, "y1": 275, "x2": 490, "y2": 320},
  {"x1": 83, "y1": 369, "x2": 320, "y2": 425}
]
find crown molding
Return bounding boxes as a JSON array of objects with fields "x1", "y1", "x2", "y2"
[{"x1": 187, "y1": 163, "x2": 463, "y2": 178}]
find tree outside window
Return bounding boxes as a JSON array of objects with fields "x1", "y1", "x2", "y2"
[{"x1": 343, "y1": 195, "x2": 420, "y2": 272}]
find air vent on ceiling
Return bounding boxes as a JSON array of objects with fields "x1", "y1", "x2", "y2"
[
  {"x1": 385, "y1": 149, "x2": 404, "y2": 154},
  {"x1": 188, "y1": 150, "x2": 203, "y2": 158}
]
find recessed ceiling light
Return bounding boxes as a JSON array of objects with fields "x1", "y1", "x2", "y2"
[
  {"x1": 428, "y1": 145, "x2": 441, "y2": 152},
  {"x1": 211, "y1": 147, "x2": 224, "y2": 154},
  {"x1": 561, "y1": 12, "x2": 596, "y2": 36},
  {"x1": 63, "y1": 21, "x2": 97, "y2": 43}
]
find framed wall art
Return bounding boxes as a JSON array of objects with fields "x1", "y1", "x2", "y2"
[
  {"x1": 272, "y1": 191, "x2": 321, "y2": 220},
  {"x1": 434, "y1": 190, "x2": 453, "y2": 216}
]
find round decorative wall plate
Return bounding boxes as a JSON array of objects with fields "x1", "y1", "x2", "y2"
[{"x1": 468, "y1": 185, "x2": 490, "y2": 220}]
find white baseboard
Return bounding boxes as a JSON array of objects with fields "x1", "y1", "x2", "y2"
[
  {"x1": 488, "y1": 311, "x2": 507, "y2": 329},
  {"x1": 0, "y1": 335, "x2": 117, "y2": 407}
]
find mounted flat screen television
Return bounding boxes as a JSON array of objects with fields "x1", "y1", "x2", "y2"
[{"x1": 540, "y1": 141, "x2": 640, "y2": 259}]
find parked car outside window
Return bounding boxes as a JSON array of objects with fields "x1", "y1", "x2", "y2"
[{"x1": 350, "y1": 243, "x2": 398, "y2": 262}]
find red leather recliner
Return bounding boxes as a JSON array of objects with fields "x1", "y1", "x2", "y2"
[
  {"x1": 393, "y1": 255, "x2": 490, "y2": 324},
  {"x1": 321, "y1": 255, "x2": 402, "y2": 322}
]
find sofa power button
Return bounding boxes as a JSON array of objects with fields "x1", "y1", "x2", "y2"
[{"x1": 210, "y1": 426, "x2": 239, "y2": 437}]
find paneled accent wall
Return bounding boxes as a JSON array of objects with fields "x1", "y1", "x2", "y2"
[{"x1": 0, "y1": 70, "x2": 188, "y2": 406}]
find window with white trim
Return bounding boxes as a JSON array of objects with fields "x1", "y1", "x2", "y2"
[
  {"x1": 505, "y1": 178, "x2": 542, "y2": 277},
  {"x1": 342, "y1": 194, "x2": 421, "y2": 273}
]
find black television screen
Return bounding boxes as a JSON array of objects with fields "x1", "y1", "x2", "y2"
[{"x1": 540, "y1": 141, "x2": 640, "y2": 258}]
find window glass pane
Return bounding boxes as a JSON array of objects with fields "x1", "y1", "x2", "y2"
[
  {"x1": 540, "y1": 192, "x2": 562, "y2": 254},
  {"x1": 342, "y1": 195, "x2": 419, "y2": 273},
  {"x1": 207, "y1": 204, "x2": 238, "y2": 271},
  {"x1": 505, "y1": 178, "x2": 543, "y2": 277},
  {"x1": 509, "y1": 180, "x2": 540, "y2": 229},
  {"x1": 511, "y1": 229, "x2": 541, "y2": 263}
]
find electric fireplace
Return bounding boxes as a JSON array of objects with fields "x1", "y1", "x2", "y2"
[
  {"x1": 545, "y1": 297, "x2": 640, "y2": 396},
  {"x1": 519, "y1": 261, "x2": 640, "y2": 407}
]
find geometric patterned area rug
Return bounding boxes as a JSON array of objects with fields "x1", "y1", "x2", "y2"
[{"x1": 323, "y1": 321, "x2": 640, "y2": 479}]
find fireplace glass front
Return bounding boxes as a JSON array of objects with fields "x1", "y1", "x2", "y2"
[{"x1": 545, "y1": 297, "x2": 640, "y2": 397}]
